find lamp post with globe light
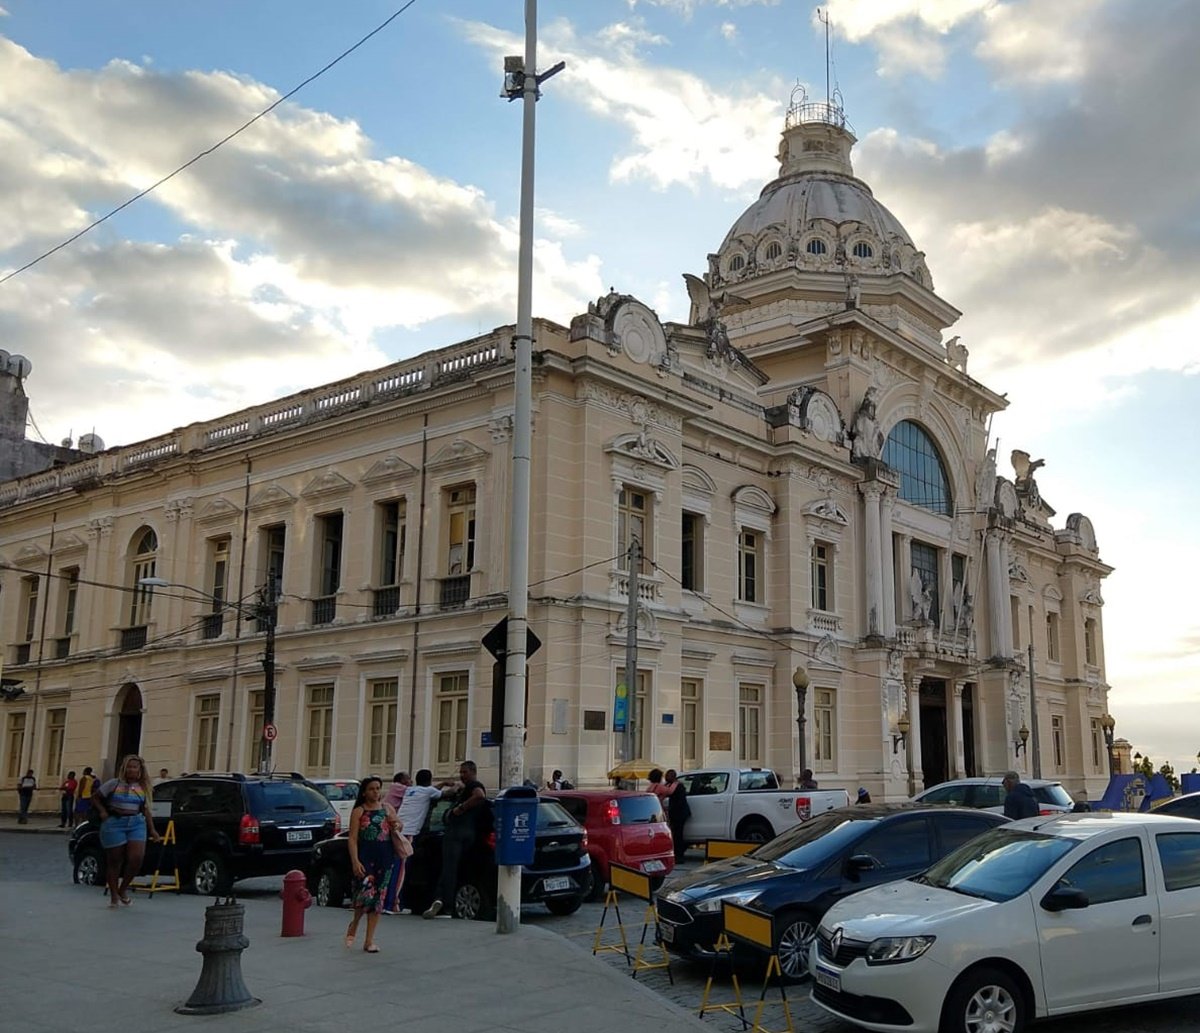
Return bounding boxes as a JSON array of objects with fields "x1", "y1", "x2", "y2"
[
  {"x1": 793, "y1": 665, "x2": 810, "y2": 779},
  {"x1": 1101, "y1": 713, "x2": 1116, "y2": 776}
]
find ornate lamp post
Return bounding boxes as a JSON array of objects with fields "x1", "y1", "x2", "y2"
[
  {"x1": 1100, "y1": 713, "x2": 1116, "y2": 776},
  {"x1": 793, "y1": 665, "x2": 810, "y2": 778},
  {"x1": 1014, "y1": 722, "x2": 1030, "y2": 757}
]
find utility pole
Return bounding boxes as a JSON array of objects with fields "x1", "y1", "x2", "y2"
[
  {"x1": 623, "y1": 539, "x2": 640, "y2": 764},
  {"x1": 496, "y1": 0, "x2": 563, "y2": 935},
  {"x1": 1027, "y1": 609, "x2": 1041, "y2": 778},
  {"x1": 258, "y1": 572, "x2": 278, "y2": 775}
]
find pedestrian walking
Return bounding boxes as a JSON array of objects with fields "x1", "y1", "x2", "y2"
[
  {"x1": 74, "y1": 766, "x2": 98, "y2": 826},
  {"x1": 94, "y1": 755, "x2": 161, "y2": 908},
  {"x1": 856, "y1": 787, "x2": 872, "y2": 804},
  {"x1": 385, "y1": 769, "x2": 441, "y2": 914},
  {"x1": 380, "y1": 771, "x2": 410, "y2": 913},
  {"x1": 798, "y1": 769, "x2": 819, "y2": 790},
  {"x1": 423, "y1": 760, "x2": 488, "y2": 919},
  {"x1": 1002, "y1": 770, "x2": 1038, "y2": 819},
  {"x1": 664, "y1": 769, "x2": 691, "y2": 863},
  {"x1": 59, "y1": 770, "x2": 78, "y2": 827},
  {"x1": 344, "y1": 776, "x2": 398, "y2": 953},
  {"x1": 17, "y1": 769, "x2": 37, "y2": 824}
]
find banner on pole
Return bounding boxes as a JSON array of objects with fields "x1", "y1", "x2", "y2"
[{"x1": 613, "y1": 681, "x2": 629, "y2": 732}]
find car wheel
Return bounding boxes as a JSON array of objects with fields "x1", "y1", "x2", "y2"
[
  {"x1": 315, "y1": 866, "x2": 346, "y2": 908},
  {"x1": 73, "y1": 846, "x2": 105, "y2": 886},
  {"x1": 453, "y1": 879, "x2": 495, "y2": 921},
  {"x1": 585, "y1": 866, "x2": 605, "y2": 902},
  {"x1": 190, "y1": 852, "x2": 232, "y2": 896},
  {"x1": 545, "y1": 895, "x2": 584, "y2": 916},
  {"x1": 941, "y1": 966, "x2": 1026, "y2": 1033},
  {"x1": 737, "y1": 818, "x2": 773, "y2": 843},
  {"x1": 775, "y1": 910, "x2": 818, "y2": 983}
]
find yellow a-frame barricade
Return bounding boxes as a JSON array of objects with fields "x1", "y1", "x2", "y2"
[
  {"x1": 592, "y1": 863, "x2": 673, "y2": 982},
  {"x1": 131, "y1": 819, "x2": 181, "y2": 895},
  {"x1": 702, "y1": 901, "x2": 792, "y2": 1033},
  {"x1": 704, "y1": 838, "x2": 757, "y2": 863}
]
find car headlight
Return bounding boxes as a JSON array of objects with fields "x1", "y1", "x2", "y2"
[
  {"x1": 694, "y1": 888, "x2": 761, "y2": 913},
  {"x1": 866, "y1": 936, "x2": 936, "y2": 965}
]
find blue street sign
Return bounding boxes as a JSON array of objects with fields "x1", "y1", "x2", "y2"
[{"x1": 613, "y1": 681, "x2": 628, "y2": 732}]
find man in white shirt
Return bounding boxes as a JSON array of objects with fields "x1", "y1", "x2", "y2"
[{"x1": 385, "y1": 769, "x2": 445, "y2": 914}]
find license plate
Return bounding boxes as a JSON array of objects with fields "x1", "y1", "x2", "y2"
[
  {"x1": 543, "y1": 876, "x2": 571, "y2": 892},
  {"x1": 642, "y1": 860, "x2": 666, "y2": 873},
  {"x1": 814, "y1": 965, "x2": 841, "y2": 993},
  {"x1": 286, "y1": 829, "x2": 312, "y2": 843},
  {"x1": 659, "y1": 922, "x2": 675, "y2": 943}
]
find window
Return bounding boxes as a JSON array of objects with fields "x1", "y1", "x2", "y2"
[
  {"x1": 883, "y1": 421, "x2": 953, "y2": 516},
  {"x1": 367, "y1": 679, "x2": 398, "y2": 768},
  {"x1": 446, "y1": 486, "x2": 476, "y2": 575},
  {"x1": 4, "y1": 712, "x2": 26, "y2": 779},
  {"x1": 853, "y1": 241, "x2": 873, "y2": 259},
  {"x1": 910, "y1": 541, "x2": 941, "y2": 624},
  {"x1": 60, "y1": 567, "x2": 79, "y2": 636},
  {"x1": 919, "y1": 784, "x2": 969, "y2": 806},
  {"x1": 1056, "y1": 838, "x2": 1145, "y2": 904},
  {"x1": 857, "y1": 816, "x2": 931, "y2": 870},
  {"x1": 193, "y1": 694, "x2": 221, "y2": 771},
  {"x1": 44, "y1": 707, "x2": 65, "y2": 776},
  {"x1": 129, "y1": 528, "x2": 158, "y2": 627},
  {"x1": 739, "y1": 770, "x2": 779, "y2": 790},
  {"x1": 1010, "y1": 596, "x2": 1021, "y2": 650},
  {"x1": 811, "y1": 541, "x2": 832, "y2": 611},
  {"x1": 247, "y1": 690, "x2": 264, "y2": 772},
  {"x1": 937, "y1": 814, "x2": 1000, "y2": 855},
  {"x1": 616, "y1": 668, "x2": 649, "y2": 759},
  {"x1": 435, "y1": 671, "x2": 469, "y2": 769},
  {"x1": 681, "y1": 512, "x2": 703, "y2": 592},
  {"x1": 805, "y1": 238, "x2": 827, "y2": 256},
  {"x1": 738, "y1": 530, "x2": 760, "y2": 603},
  {"x1": 681, "y1": 679, "x2": 702, "y2": 766},
  {"x1": 1084, "y1": 618, "x2": 1097, "y2": 665},
  {"x1": 203, "y1": 537, "x2": 230, "y2": 639},
  {"x1": 1156, "y1": 833, "x2": 1200, "y2": 892},
  {"x1": 1091, "y1": 718, "x2": 1103, "y2": 770},
  {"x1": 21, "y1": 575, "x2": 40, "y2": 643},
  {"x1": 738, "y1": 684, "x2": 762, "y2": 764},
  {"x1": 262, "y1": 524, "x2": 286, "y2": 589},
  {"x1": 1046, "y1": 611, "x2": 1060, "y2": 662},
  {"x1": 814, "y1": 687, "x2": 836, "y2": 771},
  {"x1": 1051, "y1": 714, "x2": 1065, "y2": 771},
  {"x1": 378, "y1": 499, "x2": 407, "y2": 586},
  {"x1": 951, "y1": 554, "x2": 968, "y2": 626},
  {"x1": 305, "y1": 684, "x2": 335, "y2": 771},
  {"x1": 729, "y1": 255, "x2": 746, "y2": 272},
  {"x1": 317, "y1": 512, "x2": 343, "y2": 596},
  {"x1": 618, "y1": 487, "x2": 650, "y2": 573},
  {"x1": 765, "y1": 241, "x2": 782, "y2": 261}
]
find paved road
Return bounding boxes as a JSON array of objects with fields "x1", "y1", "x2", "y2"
[{"x1": 8, "y1": 832, "x2": 1198, "y2": 1033}]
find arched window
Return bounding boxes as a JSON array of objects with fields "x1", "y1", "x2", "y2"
[
  {"x1": 853, "y1": 241, "x2": 873, "y2": 259},
  {"x1": 806, "y1": 238, "x2": 827, "y2": 256},
  {"x1": 883, "y1": 421, "x2": 953, "y2": 516},
  {"x1": 729, "y1": 254, "x2": 746, "y2": 272},
  {"x1": 764, "y1": 241, "x2": 782, "y2": 261},
  {"x1": 128, "y1": 528, "x2": 158, "y2": 627}
]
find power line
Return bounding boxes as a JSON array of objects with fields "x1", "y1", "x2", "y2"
[{"x1": 0, "y1": 0, "x2": 422, "y2": 286}]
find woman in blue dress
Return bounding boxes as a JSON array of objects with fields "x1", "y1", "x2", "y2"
[{"x1": 344, "y1": 776, "x2": 398, "y2": 953}]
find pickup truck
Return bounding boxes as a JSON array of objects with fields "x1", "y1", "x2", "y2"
[{"x1": 676, "y1": 767, "x2": 849, "y2": 843}]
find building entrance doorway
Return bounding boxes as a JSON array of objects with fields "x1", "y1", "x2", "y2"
[
  {"x1": 961, "y1": 684, "x2": 977, "y2": 777},
  {"x1": 919, "y1": 680, "x2": 948, "y2": 788},
  {"x1": 114, "y1": 683, "x2": 143, "y2": 768}
]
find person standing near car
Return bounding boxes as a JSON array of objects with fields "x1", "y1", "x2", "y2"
[
  {"x1": 664, "y1": 769, "x2": 691, "y2": 863},
  {"x1": 386, "y1": 769, "x2": 442, "y2": 914},
  {"x1": 94, "y1": 755, "x2": 161, "y2": 908},
  {"x1": 1002, "y1": 770, "x2": 1038, "y2": 819},
  {"x1": 59, "y1": 771, "x2": 78, "y2": 828},
  {"x1": 344, "y1": 776, "x2": 399, "y2": 953},
  {"x1": 423, "y1": 760, "x2": 487, "y2": 919},
  {"x1": 17, "y1": 769, "x2": 36, "y2": 824},
  {"x1": 74, "y1": 766, "x2": 98, "y2": 826}
]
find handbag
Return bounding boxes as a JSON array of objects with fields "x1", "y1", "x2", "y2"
[{"x1": 391, "y1": 831, "x2": 413, "y2": 859}]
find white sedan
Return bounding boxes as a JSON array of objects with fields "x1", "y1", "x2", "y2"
[{"x1": 809, "y1": 812, "x2": 1200, "y2": 1033}]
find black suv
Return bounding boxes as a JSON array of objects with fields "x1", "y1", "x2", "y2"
[
  {"x1": 68, "y1": 772, "x2": 339, "y2": 894},
  {"x1": 307, "y1": 797, "x2": 591, "y2": 919}
]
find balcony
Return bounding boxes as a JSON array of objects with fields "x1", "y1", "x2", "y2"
[
  {"x1": 54, "y1": 637, "x2": 71, "y2": 660},
  {"x1": 312, "y1": 596, "x2": 337, "y2": 625},
  {"x1": 439, "y1": 575, "x2": 471, "y2": 609},
  {"x1": 373, "y1": 586, "x2": 401, "y2": 618},
  {"x1": 120, "y1": 626, "x2": 148, "y2": 652},
  {"x1": 807, "y1": 609, "x2": 842, "y2": 634},
  {"x1": 14, "y1": 642, "x2": 31, "y2": 664},
  {"x1": 201, "y1": 612, "x2": 225, "y2": 640}
]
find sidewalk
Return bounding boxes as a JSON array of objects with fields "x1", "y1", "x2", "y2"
[
  {"x1": 0, "y1": 813, "x2": 71, "y2": 833},
  {"x1": 0, "y1": 879, "x2": 709, "y2": 1033}
]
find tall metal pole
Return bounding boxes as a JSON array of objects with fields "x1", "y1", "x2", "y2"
[
  {"x1": 1027, "y1": 608, "x2": 1041, "y2": 778},
  {"x1": 497, "y1": 0, "x2": 540, "y2": 934},
  {"x1": 623, "y1": 540, "x2": 640, "y2": 765},
  {"x1": 258, "y1": 572, "x2": 278, "y2": 775}
]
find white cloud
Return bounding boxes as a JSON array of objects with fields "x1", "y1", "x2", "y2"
[
  {"x1": 976, "y1": 0, "x2": 1099, "y2": 83},
  {"x1": 720, "y1": 21, "x2": 738, "y2": 42}
]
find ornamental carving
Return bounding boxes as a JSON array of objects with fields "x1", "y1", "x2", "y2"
[
  {"x1": 164, "y1": 497, "x2": 194, "y2": 521},
  {"x1": 804, "y1": 498, "x2": 849, "y2": 525},
  {"x1": 606, "y1": 431, "x2": 680, "y2": 471},
  {"x1": 87, "y1": 516, "x2": 113, "y2": 539},
  {"x1": 362, "y1": 454, "x2": 419, "y2": 484},
  {"x1": 786, "y1": 386, "x2": 845, "y2": 446},
  {"x1": 300, "y1": 471, "x2": 354, "y2": 499},
  {"x1": 579, "y1": 383, "x2": 683, "y2": 431},
  {"x1": 611, "y1": 298, "x2": 668, "y2": 366}
]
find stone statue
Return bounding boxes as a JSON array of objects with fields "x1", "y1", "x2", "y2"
[
  {"x1": 1011, "y1": 449, "x2": 1045, "y2": 508},
  {"x1": 850, "y1": 387, "x2": 884, "y2": 461},
  {"x1": 910, "y1": 567, "x2": 930, "y2": 623},
  {"x1": 944, "y1": 335, "x2": 969, "y2": 372},
  {"x1": 845, "y1": 274, "x2": 861, "y2": 310},
  {"x1": 976, "y1": 447, "x2": 997, "y2": 507},
  {"x1": 683, "y1": 273, "x2": 749, "y2": 363}
]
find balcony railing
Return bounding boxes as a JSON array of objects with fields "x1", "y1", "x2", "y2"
[
  {"x1": 15, "y1": 642, "x2": 31, "y2": 664},
  {"x1": 439, "y1": 576, "x2": 471, "y2": 609},
  {"x1": 201, "y1": 612, "x2": 225, "y2": 640},
  {"x1": 54, "y1": 637, "x2": 71, "y2": 660},
  {"x1": 373, "y1": 586, "x2": 401, "y2": 618},
  {"x1": 312, "y1": 596, "x2": 337, "y2": 625},
  {"x1": 120, "y1": 626, "x2": 148, "y2": 652}
]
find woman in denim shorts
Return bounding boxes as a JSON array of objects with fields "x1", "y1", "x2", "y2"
[{"x1": 95, "y1": 755, "x2": 161, "y2": 908}]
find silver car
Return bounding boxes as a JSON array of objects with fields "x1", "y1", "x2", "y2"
[{"x1": 913, "y1": 776, "x2": 1074, "y2": 814}]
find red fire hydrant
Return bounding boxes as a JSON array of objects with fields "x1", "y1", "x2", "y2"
[{"x1": 280, "y1": 869, "x2": 313, "y2": 937}]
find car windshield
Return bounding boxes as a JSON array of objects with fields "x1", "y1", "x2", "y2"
[
  {"x1": 537, "y1": 800, "x2": 578, "y2": 830},
  {"x1": 618, "y1": 795, "x2": 665, "y2": 824},
  {"x1": 920, "y1": 827, "x2": 1076, "y2": 901},
  {"x1": 751, "y1": 813, "x2": 873, "y2": 869},
  {"x1": 1034, "y1": 784, "x2": 1073, "y2": 808},
  {"x1": 317, "y1": 782, "x2": 360, "y2": 802},
  {"x1": 254, "y1": 782, "x2": 332, "y2": 815}
]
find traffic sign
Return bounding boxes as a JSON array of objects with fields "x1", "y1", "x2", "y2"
[
  {"x1": 262, "y1": 722, "x2": 278, "y2": 742},
  {"x1": 482, "y1": 616, "x2": 542, "y2": 660}
]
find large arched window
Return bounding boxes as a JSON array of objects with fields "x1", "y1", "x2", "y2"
[
  {"x1": 128, "y1": 528, "x2": 158, "y2": 627},
  {"x1": 883, "y1": 421, "x2": 953, "y2": 516}
]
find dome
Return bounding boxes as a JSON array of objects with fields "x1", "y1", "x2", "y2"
[{"x1": 710, "y1": 95, "x2": 932, "y2": 291}]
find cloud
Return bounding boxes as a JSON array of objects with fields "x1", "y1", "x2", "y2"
[{"x1": 720, "y1": 22, "x2": 738, "y2": 42}]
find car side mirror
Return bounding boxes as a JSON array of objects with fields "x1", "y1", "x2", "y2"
[
  {"x1": 846, "y1": 854, "x2": 878, "y2": 876},
  {"x1": 1041, "y1": 886, "x2": 1089, "y2": 912}
]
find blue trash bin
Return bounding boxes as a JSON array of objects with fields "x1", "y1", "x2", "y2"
[{"x1": 493, "y1": 786, "x2": 538, "y2": 866}]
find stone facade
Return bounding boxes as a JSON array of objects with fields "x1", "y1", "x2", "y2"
[{"x1": 0, "y1": 99, "x2": 1113, "y2": 807}]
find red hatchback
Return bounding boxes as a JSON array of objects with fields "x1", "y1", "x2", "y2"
[{"x1": 544, "y1": 789, "x2": 675, "y2": 898}]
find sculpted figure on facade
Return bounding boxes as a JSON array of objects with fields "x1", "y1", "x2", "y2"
[
  {"x1": 1011, "y1": 449, "x2": 1046, "y2": 508},
  {"x1": 683, "y1": 273, "x2": 749, "y2": 363},
  {"x1": 910, "y1": 567, "x2": 932, "y2": 623},
  {"x1": 944, "y1": 335, "x2": 969, "y2": 372},
  {"x1": 976, "y1": 447, "x2": 997, "y2": 509},
  {"x1": 850, "y1": 387, "x2": 885, "y2": 460}
]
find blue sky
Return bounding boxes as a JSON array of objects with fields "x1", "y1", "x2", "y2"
[{"x1": 1, "y1": 0, "x2": 1197, "y2": 774}]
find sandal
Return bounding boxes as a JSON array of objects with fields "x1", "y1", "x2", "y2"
[
  {"x1": 119, "y1": 894, "x2": 133, "y2": 906},
  {"x1": 363, "y1": 944, "x2": 380, "y2": 954},
  {"x1": 344, "y1": 931, "x2": 356, "y2": 948}
]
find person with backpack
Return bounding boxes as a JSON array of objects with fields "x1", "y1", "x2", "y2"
[
  {"x1": 664, "y1": 769, "x2": 691, "y2": 863},
  {"x1": 93, "y1": 755, "x2": 161, "y2": 908}
]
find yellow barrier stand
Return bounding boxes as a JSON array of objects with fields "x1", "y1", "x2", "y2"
[
  {"x1": 592, "y1": 863, "x2": 673, "y2": 983},
  {"x1": 722, "y1": 901, "x2": 793, "y2": 1033},
  {"x1": 705, "y1": 838, "x2": 757, "y2": 863},
  {"x1": 698, "y1": 931, "x2": 748, "y2": 1030},
  {"x1": 592, "y1": 883, "x2": 632, "y2": 965},
  {"x1": 131, "y1": 819, "x2": 181, "y2": 895}
]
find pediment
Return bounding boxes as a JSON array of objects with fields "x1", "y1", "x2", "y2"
[
  {"x1": 300, "y1": 469, "x2": 355, "y2": 499},
  {"x1": 248, "y1": 484, "x2": 296, "y2": 511},
  {"x1": 803, "y1": 498, "x2": 849, "y2": 526},
  {"x1": 813, "y1": 633, "x2": 841, "y2": 668},
  {"x1": 606, "y1": 433, "x2": 680, "y2": 471},
  {"x1": 732, "y1": 485, "x2": 777, "y2": 516},
  {"x1": 196, "y1": 497, "x2": 242, "y2": 525},
  {"x1": 362, "y1": 454, "x2": 419, "y2": 484},
  {"x1": 15, "y1": 543, "x2": 47, "y2": 563},
  {"x1": 427, "y1": 438, "x2": 490, "y2": 472},
  {"x1": 51, "y1": 532, "x2": 88, "y2": 555},
  {"x1": 1042, "y1": 585, "x2": 1063, "y2": 603},
  {"x1": 681, "y1": 464, "x2": 717, "y2": 496}
]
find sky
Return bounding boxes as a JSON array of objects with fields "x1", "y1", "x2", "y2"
[{"x1": 1, "y1": 0, "x2": 1197, "y2": 775}]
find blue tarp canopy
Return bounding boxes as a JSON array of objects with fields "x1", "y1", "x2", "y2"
[{"x1": 1095, "y1": 773, "x2": 1175, "y2": 811}]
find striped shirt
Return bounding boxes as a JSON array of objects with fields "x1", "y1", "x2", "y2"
[{"x1": 101, "y1": 780, "x2": 147, "y2": 816}]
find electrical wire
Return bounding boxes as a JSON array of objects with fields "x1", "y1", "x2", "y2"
[{"x1": 0, "y1": 0, "x2": 422, "y2": 286}]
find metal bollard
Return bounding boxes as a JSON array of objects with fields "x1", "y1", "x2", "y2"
[{"x1": 176, "y1": 896, "x2": 261, "y2": 1015}]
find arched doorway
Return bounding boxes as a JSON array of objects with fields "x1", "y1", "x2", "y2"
[{"x1": 114, "y1": 682, "x2": 144, "y2": 764}]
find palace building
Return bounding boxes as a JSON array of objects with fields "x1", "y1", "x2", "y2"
[{"x1": 0, "y1": 93, "x2": 1114, "y2": 807}]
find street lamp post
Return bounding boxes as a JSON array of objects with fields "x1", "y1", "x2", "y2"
[
  {"x1": 792, "y1": 665, "x2": 810, "y2": 779},
  {"x1": 1101, "y1": 713, "x2": 1116, "y2": 777}
]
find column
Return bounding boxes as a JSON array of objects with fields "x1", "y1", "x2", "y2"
[
  {"x1": 985, "y1": 529, "x2": 1006, "y2": 658},
  {"x1": 906, "y1": 674, "x2": 923, "y2": 794},
  {"x1": 861, "y1": 483, "x2": 883, "y2": 637},
  {"x1": 895, "y1": 533, "x2": 912, "y2": 623},
  {"x1": 998, "y1": 535, "x2": 1013, "y2": 655},
  {"x1": 880, "y1": 490, "x2": 896, "y2": 638},
  {"x1": 950, "y1": 681, "x2": 965, "y2": 779}
]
